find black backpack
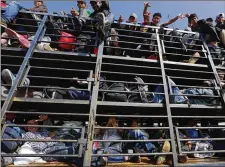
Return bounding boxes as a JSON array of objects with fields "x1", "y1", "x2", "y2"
[{"x1": 102, "y1": 82, "x2": 129, "y2": 102}]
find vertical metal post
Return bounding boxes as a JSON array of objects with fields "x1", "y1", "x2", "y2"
[
  {"x1": 78, "y1": 127, "x2": 86, "y2": 157},
  {"x1": 175, "y1": 127, "x2": 182, "y2": 155},
  {"x1": 83, "y1": 42, "x2": 104, "y2": 167},
  {"x1": 156, "y1": 29, "x2": 178, "y2": 167},
  {"x1": 1, "y1": 15, "x2": 48, "y2": 122},
  {"x1": 202, "y1": 40, "x2": 225, "y2": 105}
]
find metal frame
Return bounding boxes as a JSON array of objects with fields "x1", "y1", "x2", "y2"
[{"x1": 1, "y1": 11, "x2": 225, "y2": 167}]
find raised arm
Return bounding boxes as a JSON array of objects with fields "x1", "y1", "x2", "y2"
[
  {"x1": 161, "y1": 13, "x2": 186, "y2": 27},
  {"x1": 143, "y1": 2, "x2": 150, "y2": 16}
]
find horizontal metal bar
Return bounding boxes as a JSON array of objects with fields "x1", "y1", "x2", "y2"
[
  {"x1": 99, "y1": 89, "x2": 165, "y2": 95},
  {"x1": 1, "y1": 139, "x2": 78, "y2": 142},
  {"x1": 10, "y1": 97, "x2": 90, "y2": 105},
  {"x1": 171, "y1": 85, "x2": 215, "y2": 89},
  {"x1": 104, "y1": 45, "x2": 158, "y2": 53},
  {"x1": 178, "y1": 127, "x2": 225, "y2": 129},
  {"x1": 163, "y1": 40, "x2": 203, "y2": 47},
  {"x1": 107, "y1": 39, "x2": 158, "y2": 47},
  {"x1": 31, "y1": 66, "x2": 93, "y2": 73},
  {"x1": 97, "y1": 101, "x2": 164, "y2": 107},
  {"x1": 164, "y1": 52, "x2": 206, "y2": 59},
  {"x1": 102, "y1": 62, "x2": 161, "y2": 70},
  {"x1": 164, "y1": 60, "x2": 208, "y2": 68},
  {"x1": 6, "y1": 110, "x2": 89, "y2": 117},
  {"x1": 169, "y1": 76, "x2": 212, "y2": 81},
  {"x1": 92, "y1": 152, "x2": 173, "y2": 156},
  {"x1": 182, "y1": 150, "x2": 225, "y2": 154},
  {"x1": 103, "y1": 55, "x2": 158, "y2": 64},
  {"x1": 99, "y1": 79, "x2": 163, "y2": 86},
  {"x1": 94, "y1": 127, "x2": 169, "y2": 130},
  {"x1": 101, "y1": 71, "x2": 162, "y2": 78},
  {"x1": 27, "y1": 75, "x2": 87, "y2": 81},
  {"x1": 37, "y1": 40, "x2": 97, "y2": 47},
  {"x1": 172, "y1": 116, "x2": 225, "y2": 118},
  {"x1": 117, "y1": 33, "x2": 158, "y2": 41},
  {"x1": 30, "y1": 57, "x2": 96, "y2": 64},
  {"x1": 170, "y1": 94, "x2": 220, "y2": 98},
  {"x1": 165, "y1": 68, "x2": 213, "y2": 74},
  {"x1": 93, "y1": 139, "x2": 170, "y2": 142},
  {"x1": 5, "y1": 124, "x2": 84, "y2": 129},
  {"x1": 1, "y1": 154, "x2": 79, "y2": 157},
  {"x1": 15, "y1": 85, "x2": 89, "y2": 92},
  {"x1": 180, "y1": 138, "x2": 225, "y2": 141},
  {"x1": 164, "y1": 45, "x2": 204, "y2": 53},
  {"x1": 96, "y1": 114, "x2": 167, "y2": 118}
]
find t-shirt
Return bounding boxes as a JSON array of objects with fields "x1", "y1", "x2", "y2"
[{"x1": 78, "y1": 8, "x2": 91, "y2": 17}]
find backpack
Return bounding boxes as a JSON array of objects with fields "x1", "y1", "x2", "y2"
[
  {"x1": 43, "y1": 87, "x2": 90, "y2": 100},
  {"x1": 128, "y1": 76, "x2": 154, "y2": 103},
  {"x1": 58, "y1": 32, "x2": 76, "y2": 51},
  {"x1": 2, "y1": 123, "x2": 23, "y2": 153},
  {"x1": 102, "y1": 83, "x2": 129, "y2": 102}
]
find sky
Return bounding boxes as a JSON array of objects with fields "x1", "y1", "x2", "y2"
[{"x1": 19, "y1": 0, "x2": 225, "y2": 29}]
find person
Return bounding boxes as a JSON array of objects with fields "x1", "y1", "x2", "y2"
[
  {"x1": 126, "y1": 119, "x2": 171, "y2": 165},
  {"x1": 179, "y1": 119, "x2": 214, "y2": 158},
  {"x1": 215, "y1": 13, "x2": 225, "y2": 29},
  {"x1": 99, "y1": 117, "x2": 127, "y2": 164},
  {"x1": 187, "y1": 13, "x2": 220, "y2": 44},
  {"x1": 29, "y1": 0, "x2": 48, "y2": 13},
  {"x1": 74, "y1": 0, "x2": 114, "y2": 39},
  {"x1": 22, "y1": 118, "x2": 82, "y2": 163},
  {"x1": 70, "y1": 0, "x2": 91, "y2": 17},
  {"x1": 206, "y1": 18, "x2": 214, "y2": 25}
]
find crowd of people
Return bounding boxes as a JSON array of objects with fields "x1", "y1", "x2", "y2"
[{"x1": 1, "y1": 0, "x2": 225, "y2": 167}]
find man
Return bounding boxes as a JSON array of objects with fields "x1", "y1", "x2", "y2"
[
  {"x1": 29, "y1": 0, "x2": 48, "y2": 13},
  {"x1": 70, "y1": 1, "x2": 91, "y2": 17},
  {"x1": 215, "y1": 13, "x2": 225, "y2": 29},
  {"x1": 74, "y1": 0, "x2": 114, "y2": 39}
]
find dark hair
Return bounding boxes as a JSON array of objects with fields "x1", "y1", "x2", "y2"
[
  {"x1": 188, "y1": 13, "x2": 198, "y2": 23},
  {"x1": 153, "y1": 13, "x2": 162, "y2": 18},
  {"x1": 206, "y1": 17, "x2": 213, "y2": 23},
  {"x1": 78, "y1": 0, "x2": 86, "y2": 4}
]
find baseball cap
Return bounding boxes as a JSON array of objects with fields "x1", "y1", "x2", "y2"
[
  {"x1": 218, "y1": 13, "x2": 224, "y2": 17},
  {"x1": 130, "y1": 13, "x2": 138, "y2": 20}
]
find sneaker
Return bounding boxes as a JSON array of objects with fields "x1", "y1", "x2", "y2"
[
  {"x1": 2, "y1": 25, "x2": 30, "y2": 48},
  {"x1": 184, "y1": 52, "x2": 200, "y2": 64},
  {"x1": 43, "y1": 44, "x2": 54, "y2": 51},
  {"x1": 156, "y1": 141, "x2": 171, "y2": 165},
  {"x1": 1, "y1": 85, "x2": 9, "y2": 98},
  {"x1": 1, "y1": 69, "x2": 16, "y2": 86}
]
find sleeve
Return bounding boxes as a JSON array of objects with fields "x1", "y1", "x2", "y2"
[{"x1": 23, "y1": 132, "x2": 48, "y2": 151}]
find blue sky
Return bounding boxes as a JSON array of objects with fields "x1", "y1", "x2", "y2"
[{"x1": 20, "y1": 0, "x2": 225, "y2": 29}]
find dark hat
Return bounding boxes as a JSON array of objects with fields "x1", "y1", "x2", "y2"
[{"x1": 206, "y1": 17, "x2": 213, "y2": 22}]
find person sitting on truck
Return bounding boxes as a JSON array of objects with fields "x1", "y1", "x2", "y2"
[
  {"x1": 98, "y1": 117, "x2": 128, "y2": 165},
  {"x1": 74, "y1": 0, "x2": 114, "y2": 39},
  {"x1": 70, "y1": 0, "x2": 91, "y2": 17},
  {"x1": 20, "y1": 117, "x2": 83, "y2": 165},
  {"x1": 125, "y1": 119, "x2": 171, "y2": 165}
]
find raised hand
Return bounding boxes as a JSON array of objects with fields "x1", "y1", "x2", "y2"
[
  {"x1": 118, "y1": 15, "x2": 124, "y2": 22},
  {"x1": 144, "y1": 2, "x2": 151, "y2": 8},
  {"x1": 71, "y1": 6, "x2": 78, "y2": 16}
]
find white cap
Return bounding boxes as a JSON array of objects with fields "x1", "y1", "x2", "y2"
[
  {"x1": 217, "y1": 13, "x2": 224, "y2": 18},
  {"x1": 130, "y1": 13, "x2": 138, "y2": 20}
]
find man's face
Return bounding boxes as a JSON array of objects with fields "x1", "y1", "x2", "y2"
[
  {"x1": 34, "y1": 1, "x2": 43, "y2": 7},
  {"x1": 131, "y1": 120, "x2": 138, "y2": 127},
  {"x1": 191, "y1": 17, "x2": 198, "y2": 26},
  {"x1": 27, "y1": 119, "x2": 38, "y2": 133},
  {"x1": 216, "y1": 16, "x2": 224, "y2": 24},
  {"x1": 90, "y1": 1, "x2": 100, "y2": 11},
  {"x1": 128, "y1": 16, "x2": 136, "y2": 23},
  {"x1": 152, "y1": 16, "x2": 161, "y2": 25},
  {"x1": 77, "y1": 1, "x2": 86, "y2": 9}
]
